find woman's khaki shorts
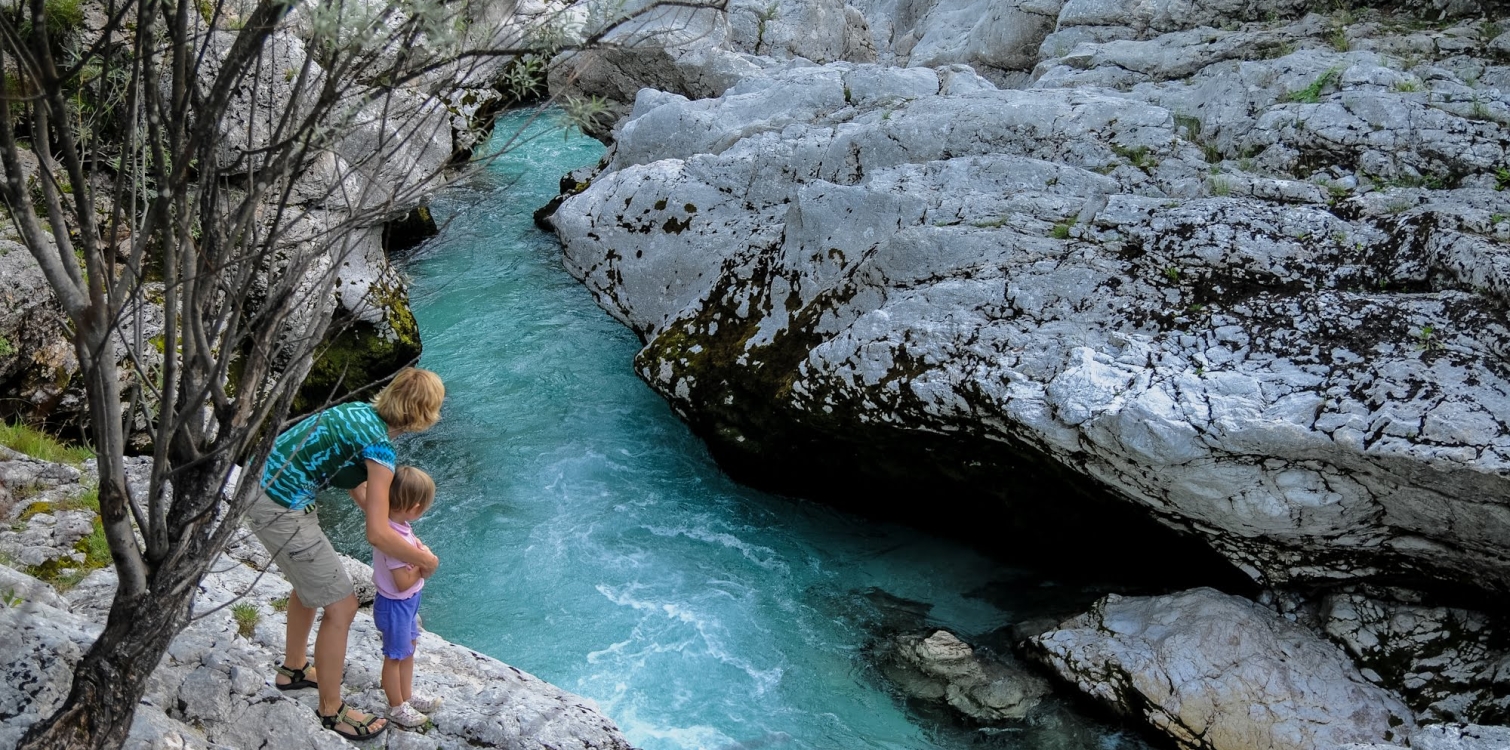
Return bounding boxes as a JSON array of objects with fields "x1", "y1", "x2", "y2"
[{"x1": 245, "y1": 490, "x2": 354, "y2": 609}]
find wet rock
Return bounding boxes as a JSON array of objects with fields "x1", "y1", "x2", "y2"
[
  {"x1": 1025, "y1": 588, "x2": 1415, "y2": 750},
  {"x1": 880, "y1": 629, "x2": 1050, "y2": 721}
]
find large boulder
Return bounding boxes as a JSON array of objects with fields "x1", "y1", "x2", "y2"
[
  {"x1": 1023, "y1": 588, "x2": 1416, "y2": 750},
  {"x1": 548, "y1": 60, "x2": 1510, "y2": 597}
]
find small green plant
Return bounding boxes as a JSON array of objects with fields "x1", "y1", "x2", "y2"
[
  {"x1": 1414, "y1": 325, "x2": 1441, "y2": 351},
  {"x1": 1111, "y1": 144, "x2": 1157, "y2": 171},
  {"x1": 1329, "y1": 26, "x2": 1349, "y2": 52},
  {"x1": 271, "y1": 596, "x2": 289, "y2": 613},
  {"x1": 1393, "y1": 79, "x2": 1421, "y2": 93},
  {"x1": 754, "y1": 1, "x2": 780, "y2": 51},
  {"x1": 1049, "y1": 221, "x2": 1074, "y2": 239},
  {"x1": 1283, "y1": 68, "x2": 1342, "y2": 104},
  {"x1": 42, "y1": 0, "x2": 84, "y2": 35},
  {"x1": 1210, "y1": 177, "x2": 1232, "y2": 196},
  {"x1": 232, "y1": 602, "x2": 260, "y2": 638},
  {"x1": 1, "y1": 588, "x2": 23, "y2": 607},
  {"x1": 1164, "y1": 266, "x2": 1182, "y2": 282},
  {"x1": 1491, "y1": 213, "x2": 1508, "y2": 224},
  {"x1": 1484, "y1": 21, "x2": 1504, "y2": 41},
  {"x1": 0, "y1": 422, "x2": 93, "y2": 466},
  {"x1": 1495, "y1": 167, "x2": 1509, "y2": 191},
  {"x1": 0, "y1": 335, "x2": 13, "y2": 356}
]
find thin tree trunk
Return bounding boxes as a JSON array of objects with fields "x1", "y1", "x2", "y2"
[{"x1": 17, "y1": 583, "x2": 195, "y2": 749}]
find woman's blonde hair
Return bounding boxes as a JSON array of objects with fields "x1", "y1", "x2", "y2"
[
  {"x1": 374, "y1": 367, "x2": 444, "y2": 433},
  {"x1": 390, "y1": 466, "x2": 436, "y2": 515}
]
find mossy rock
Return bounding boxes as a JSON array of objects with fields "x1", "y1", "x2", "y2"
[{"x1": 294, "y1": 283, "x2": 422, "y2": 415}]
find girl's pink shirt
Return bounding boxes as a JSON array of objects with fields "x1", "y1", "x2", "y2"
[{"x1": 371, "y1": 519, "x2": 424, "y2": 600}]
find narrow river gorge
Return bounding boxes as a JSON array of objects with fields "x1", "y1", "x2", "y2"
[{"x1": 317, "y1": 110, "x2": 1162, "y2": 750}]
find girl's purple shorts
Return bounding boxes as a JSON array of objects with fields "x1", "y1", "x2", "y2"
[{"x1": 373, "y1": 591, "x2": 422, "y2": 659}]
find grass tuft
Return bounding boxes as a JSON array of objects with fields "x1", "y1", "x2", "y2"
[
  {"x1": 0, "y1": 422, "x2": 93, "y2": 466},
  {"x1": 232, "y1": 602, "x2": 260, "y2": 638}
]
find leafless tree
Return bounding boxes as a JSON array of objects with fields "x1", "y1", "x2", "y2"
[{"x1": 0, "y1": 0, "x2": 724, "y2": 746}]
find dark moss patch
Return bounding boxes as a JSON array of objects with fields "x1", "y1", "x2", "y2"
[
  {"x1": 293, "y1": 282, "x2": 422, "y2": 415},
  {"x1": 382, "y1": 205, "x2": 439, "y2": 257}
]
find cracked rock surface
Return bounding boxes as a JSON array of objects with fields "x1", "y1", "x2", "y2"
[{"x1": 549, "y1": 49, "x2": 1510, "y2": 597}]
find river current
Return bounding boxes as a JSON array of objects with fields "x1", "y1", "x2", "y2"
[{"x1": 322, "y1": 110, "x2": 1156, "y2": 750}]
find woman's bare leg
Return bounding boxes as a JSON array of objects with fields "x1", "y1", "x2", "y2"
[{"x1": 278, "y1": 591, "x2": 316, "y2": 685}]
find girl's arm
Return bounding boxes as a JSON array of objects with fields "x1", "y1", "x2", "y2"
[{"x1": 362, "y1": 462, "x2": 439, "y2": 574}]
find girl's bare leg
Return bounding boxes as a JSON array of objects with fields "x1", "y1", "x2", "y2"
[
  {"x1": 400, "y1": 650, "x2": 416, "y2": 703},
  {"x1": 382, "y1": 657, "x2": 405, "y2": 707}
]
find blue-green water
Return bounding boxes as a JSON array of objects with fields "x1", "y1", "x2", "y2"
[{"x1": 324, "y1": 110, "x2": 1153, "y2": 750}]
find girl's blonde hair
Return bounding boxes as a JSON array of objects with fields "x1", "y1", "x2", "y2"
[
  {"x1": 374, "y1": 367, "x2": 444, "y2": 434},
  {"x1": 390, "y1": 466, "x2": 436, "y2": 516}
]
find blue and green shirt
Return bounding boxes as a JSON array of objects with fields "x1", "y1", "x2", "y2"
[{"x1": 261, "y1": 402, "x2": 396, "y2": 510}]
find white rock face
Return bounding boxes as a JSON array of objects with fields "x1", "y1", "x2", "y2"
[
  {"x1": 1025, "y1": 588, "x2": 1416, "y2": 750},
  {"x1": 550, "y1": 59, "x2": 1510, "y2": 595}
]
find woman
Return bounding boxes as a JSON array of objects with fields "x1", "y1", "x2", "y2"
[{"x1": 245, "y1": 367, "x2": 444, "y2": 740}]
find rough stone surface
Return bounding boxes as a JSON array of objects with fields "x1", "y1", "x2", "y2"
[
  {"x1": 1025, "y1": 588, "x2": 1416, "y2": 750},
  {"x1": 550, "y1": 56, "x2": 1510, "y2": 598},
  {"x1": 878, "y1": 629, "x2": 1050, "y2": 722},
  {"x1": 2, "y1": 539, "x2": 629, "y2": 750}
]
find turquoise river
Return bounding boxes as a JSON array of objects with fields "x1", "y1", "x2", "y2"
[{"x1": 323, "y1": 110, "x2": 1159, "y2": 750}]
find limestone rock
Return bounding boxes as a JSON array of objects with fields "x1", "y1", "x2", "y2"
[
  {"x1": 550, "y1": 59, "x2": 1510, "y2": 599},
  {"x1": 1025, "y1": 588, "x2": 1416, "y2": 750}
]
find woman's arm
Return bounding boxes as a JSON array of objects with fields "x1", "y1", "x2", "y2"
[
  {"x1": 349, "y1": 481, "x2": 369, "y2": 512},
  {"x1": 362, "y1": 462, "x2": 438, "y2": 574}
]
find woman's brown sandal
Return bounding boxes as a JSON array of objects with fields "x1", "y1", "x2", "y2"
[
  {"x1": 274, "y1": 663, "x2": 317, "y2": 691},
  {"x1": 317, "y1": 703, "x2": 388, "y2": 740}
]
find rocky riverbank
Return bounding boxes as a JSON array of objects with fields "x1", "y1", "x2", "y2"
[
  {"x1": 0, "y1": 446, "x2": 632, "y2": 749},
  {"x1": 541, "y1": 0, "x2": 1510, "y2": 747}
]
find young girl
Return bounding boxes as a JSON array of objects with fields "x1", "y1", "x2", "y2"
[
  {"x1": 247, "y1": 367, "x2": 444, "y2": 740},
  {"x1": 369, "y1": 465, "x2": 442, "y2": 728}
]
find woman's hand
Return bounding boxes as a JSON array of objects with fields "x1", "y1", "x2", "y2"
[
  {"x1": 416, "y1": 543, "x2": 438, "y2": 579},
  {"x1": 349, "y1": 481, "x2": 369, "y2": 512}
]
